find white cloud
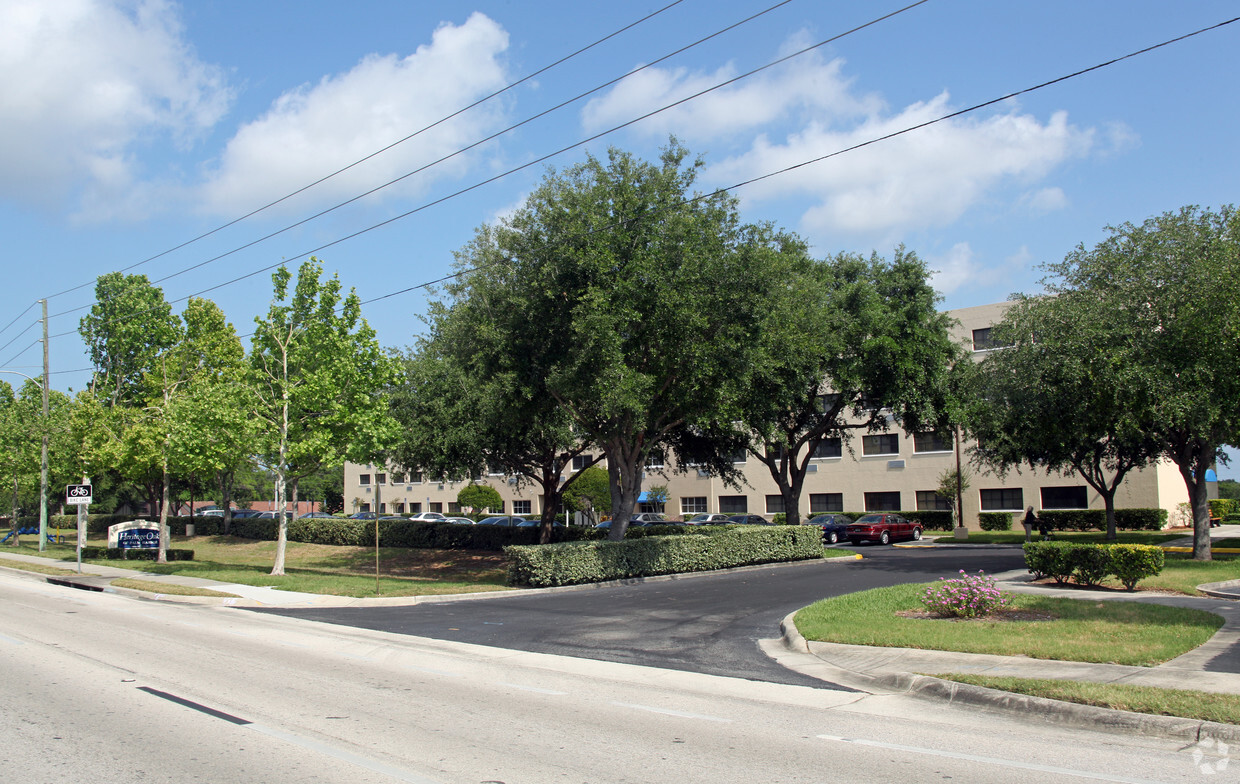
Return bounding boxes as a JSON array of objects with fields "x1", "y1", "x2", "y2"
[
  {"x1": 1022, "y1": 186, "x2": 1068, "y2": 214},
  {"x1": 0, "y1": 0, "x2": 230, "y2": 210},
  {"x1": 929, "y1": 243, "x2": 1037, "y2": 297},
  {"x1": 581, "y1": 42, "x2": 882, "y2": 140},
  {"x1": 707, "y1": 94, "x2": 1093, "y2": 238},
  {"x1": 198, "y1": 13, "x2": 511, "y2": 217}
]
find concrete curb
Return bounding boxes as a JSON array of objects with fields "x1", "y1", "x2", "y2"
[{"x1": 776, "y1": 611, "x2": 1240, "y2": 743}]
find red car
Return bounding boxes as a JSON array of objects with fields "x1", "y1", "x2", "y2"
[{"x1": 845, "y1": 513, "x2": 923, "y2": 545}]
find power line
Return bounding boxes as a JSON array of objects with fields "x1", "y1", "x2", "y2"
[
  {"x1": 46, "y1": 0, "x2": 801, "y2": 323},
  {"x1": 36, "y1": 1, "x2": 690, "y2": 306}
]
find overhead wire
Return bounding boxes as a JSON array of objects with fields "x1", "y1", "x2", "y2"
[
  {"x1": 45, "y1": 0, "x2": 802, "y2": 322},
  {"x1": 34, "y1": 0, "x2": 691, "y2": 306}
]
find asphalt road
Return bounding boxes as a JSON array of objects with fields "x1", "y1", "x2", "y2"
[{"x1": 253, "y1": 545, "x2": 1027, "y2": 688}]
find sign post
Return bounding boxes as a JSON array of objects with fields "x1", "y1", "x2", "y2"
[{"x1": 66, "y1": 481, "x2": 91, "y2": 573}]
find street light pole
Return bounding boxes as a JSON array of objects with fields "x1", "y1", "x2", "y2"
[{"x1": 39, "y1": 299, "x2": 50, "y2": 552}]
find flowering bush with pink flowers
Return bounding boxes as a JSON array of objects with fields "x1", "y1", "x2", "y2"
[{"x1": 920, "y1": 570, "x2": 1010, "y2": 618}]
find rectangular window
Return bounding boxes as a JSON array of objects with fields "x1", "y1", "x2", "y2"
[
  {"x1": 913, "y1": 431, "x2": 953, "y2": 453},
  {"x1": 731, "y1": 449, "x2": 747, "y2": 464},
  {"x1": 513, "y1": 500, "x2": 532, "y2": 515},
  {"x1": 765, "y1": 495, "x2": 785, "y2": 514},
  {"x1": 719, "y1": 495, "x2": 748, "y2": 514},
  {"x1": 360, "y1": 502, "x2": 371, "y2": 513},
  {"x1": 487, "y1": 463, "x2": 504, "y2": 476},
  {"x1": 972, "y1": 327, "x2": 1012, "y2": 352},
  {"x1": 862, "y1": 434, "x2": 899, "y2": 456},
  {"x1": 864, "y1": 492, "x2": 901, "y2": 512},
  {"x1": 1041, "y1": 486, "x2": 1088, "y2": 509},
  {"x1": 809, "y1": 493, "x2": 843, "y2": 513},
  {"x1": 916, "y1": 490, "x2": 952, "y2": 511},
  {"x1": 448, "y1": 502, "x2": 461, "y2": 514},
  {"x1": 816, "y1": 393, "x2": 840, "y2": 413},
  {"x1": 645, "y1": 454, "x2": 664, "y2": 469},
  {"x1": 376, "y1": 473, "x2": 386, "y2": 485},
  {"x1": 378, "y1": 503, "x2": 387, "y2": 513},
  {"x1": 681, "y1": 496, "x2": 707, "y2": 514},
  {"x1": 408, "y1": 502, "x2": 421, "y2": 514},
  {"x1": 572, "y1": 454, "x2": 594, "y2": 471},
  {"x1": 393, "y1": 502, "x2": 405, "y2": 514},
  {"x1": 980, "y1": 488, "x2": 1024, "y2": 511},
  {"x1": 812, "y1": 438, "x2": 842, "y2": 459},
  {"x1": 765, "y1": 443, "x2": 787, "y2": 461},
  {"x1": 411, "y1": 472, "x2": 423, "y2": 484},
  {"x1": 429, "y1": 502, "x2": 442, "y2": 513},
  {"x1": 359, "y1": 474, "x2": 371, "y2": 486}
]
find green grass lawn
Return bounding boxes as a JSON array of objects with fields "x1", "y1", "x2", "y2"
[
  {"x1": 795, "y1": 582, "x2": 1222, "y2": 666},
  {"x1": 1, "y1": 535, "x2": 511, "y2": 598},
  {"x1": 932, "y1": 674, "x2": 1240, "y2": 725}
]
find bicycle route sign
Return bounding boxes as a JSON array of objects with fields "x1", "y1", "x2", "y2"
[{"x1": 66, "y1": 484, "x2": 93, "y2": 505}]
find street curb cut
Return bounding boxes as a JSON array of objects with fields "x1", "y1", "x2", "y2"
[{"x1": 776, "y1": 611, "x2": 1240, "y2": 743}]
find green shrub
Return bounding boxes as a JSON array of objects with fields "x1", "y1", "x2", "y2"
[
  {"x1": 1115, "y1": 508, "x2": 1168, "y2": 531},
  {"x1": 900, "y1": 511, "x2": 954, "y2": 531},
  {"x1": 978, "y1": 512, "x2": 1013, "y2": 531},
  {"x1": 1067, "y1": 544, "x2": 1111, "y2": 587},
  {"x1": 78, "y1": 547, "x2": 195, "y2": 561},
  {"x1": 505, "y1": 526, "x2": 822, "y2": 587},
  {"x1": 228, "y1": 516, "x2": 601, "y2": 551},
  {"x1": 1210, "y1": 499, "x2": 1239, "y2": 519},
  {"x1": 1023, "y1": 541, "x2": 1077, "y2": 583},
  {"x1": 1108, "y1": 544, "x2": 1165, "y2": 591}
]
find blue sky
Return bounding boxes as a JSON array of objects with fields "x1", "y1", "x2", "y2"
[{"x1": 1, "y1": 0, "x2": 1237, "y2": 473}]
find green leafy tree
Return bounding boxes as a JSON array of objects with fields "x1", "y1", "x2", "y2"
[
  {"x1": 1029, "y1": 205, "x2": 1240, "y2": 559},
  {"x1": 1219, "y1": 479, "x2": 1240, "y2": 501},
  {"x1": 736, "y1": 244, "x2": 960, "y2": 525},
  {"x1": 937, "y1": 467, "x2": 970, "y2": 530},
  {"x1": 251, "y1": 258, "x2": 399, "y2": 575},
  {"x1": 961, "y1": 292, "x2": 1160, "y2": 540},
  {"x1": 447, "y1": 143, "x2": 775, "y2": 540},
  {"x1": 645, "y1": 484, "x2": 669, "y2": 514},
  {"x1": 562, "y1": 465, "x2": 610, "y2": 526},
  {"x1": 457, "y1": 483, "x2": 503, "y2": 515},
  {"x1": 80, "y1": 272, "x2": 179, "y2": 408}
]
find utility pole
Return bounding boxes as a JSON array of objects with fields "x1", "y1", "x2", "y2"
[{"x1": 38, "y1": 299, "x2": 50, "y2": 552}]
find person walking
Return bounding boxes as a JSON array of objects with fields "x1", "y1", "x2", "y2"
[{"x1": 1023, "y1": 506, "x2": 1038, "y2": 542}]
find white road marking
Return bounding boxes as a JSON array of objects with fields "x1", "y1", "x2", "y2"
[
  {"x1": 817, "y1": 735, "x2": 1172, "y2": 783},
  {"x1": 248, "y1": 722, "x2": 445, "y2": 783},
  {"x1": 0, "y1": 632, "x2": 25, "y2": 645},
  {"x1": 611, "y1": 701, "x2": 731, "y2": 723}
]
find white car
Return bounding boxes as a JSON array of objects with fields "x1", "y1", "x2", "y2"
[{"x1": 407, "y1": 512, "x2": 447, "y2": 522}]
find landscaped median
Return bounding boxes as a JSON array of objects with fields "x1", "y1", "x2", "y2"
[{"x1": 506, "y1": 525, "x2": 824, "y2": 587}]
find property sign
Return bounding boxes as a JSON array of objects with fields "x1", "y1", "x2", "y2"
[
  {"x1": 107, "y1": 521, "x2": 159, "y2": 549},
  {"x1": 66, "y1": 484, "x2": 93, "y2": 505}
]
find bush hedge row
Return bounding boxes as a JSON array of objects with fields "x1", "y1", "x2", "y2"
[
  {"x1": 978, "y1": 512, "x2": 1013, "y2": 531},
  {"x1": 1035, "y1": 508, "x2": 1167, "y2": 532},
  {"x1": 229, "y1": 517, "x2": 604, "y2": 550},
  {"x1": 505, "y1": 525, "x2": 823, "y2": 587},
  {"x1": 1023, "y1": 541, "x2": 1164, "y2": 590},
  {"x1": 15, "y1": 514, "x2": 227, "y2": 536},
  {"x1": 78, "y1": 546, "x2": 195, "y2": 561}
]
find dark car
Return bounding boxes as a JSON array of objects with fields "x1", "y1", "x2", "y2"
[
  {"x1": 298, "y1": 512, "x2": 337, "y2": 519},
  {"x1": 727, "y1": 514, "x2": 772, "y2": 525},
  {"x1": 845, "y1": 513, "x2": 923, "y2": 545},
  {"x1": 349, "y1": 511, "x2": 379, "y2": 520},
  {"x1": 806, "y1": 513, "x2": 854, "y2": 544},
  {"x1": 477, "y1": 515, "x2": 523, "y2": 527}
]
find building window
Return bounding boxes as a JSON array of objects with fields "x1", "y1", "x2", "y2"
[
  {"x1": 448, "y1": 502, "x2": 461, "y2": 514},
  {"x1": 765, "y1": 495, "x2": 785, "y2": 514},
  {"x1": 393, "y1": 502, "x2": 405, "y2": 514},
  {"x1": 719, "y1": 495, "x2": 748, "y2": 514},
  {"x1": 487, "y1": 463, "x2": 504, "y2": 476},
  {"x1": 812, "y1": 438, "x2": 842, "y2": 459},
  {"x1": 862, "y1": 434, "x2": 899, "y2": 456},
  {"x1": 392, "y1": 473, "x2": 406, "y2": 484},
  {"x1": 765, "y1": 443, "x2": 787, "y2": 461},
  {"x1": 572, "y1": 454, "x2": 594, "y2": 471},
  {"x1": 645, "y1": 454, "x2": 664, "y2": 469},
  {"x1": 913, "y1": 431, "x2": 953, "y2": 453},
  {"x1": 376, "y1": 473, "x2": 386, "y2": 485},
  {"x1": 378, "y1": 503, "x2": 387, "y2": 513},
  {"x1": 916, "y1": 490, "x2": 952, "y2": 511},
  {"x1": 359, "y1": 474, "x2": 371, "y2": 486},
  {"x1": 980, "y1": 488, "x2": 1024, "y2": 511},
  {"x1": 681, "y1": 496, "x2": 707, "y2": 514},
  {"x1": 359, "y1": 502, "x2": 371, "y2": 513},
  {"x1": 972, "y1": 327, "x2": 1012, "y2": 352},
  {"x1": 810, "y1": 493, "x2": 843, "y2": 513},
  {"x1": 1041, "y1": 486, "x2": 1088, "y2": 509},
  {"x1": 411, "y1": 472, "x2": 423, "y2": 484},
  {"x1": 429, "y1": 502, "x2": 442, "y2": 513},
  {"x1": 816, "y1": 393, "x2": 841, "y2": 413},
  {"x1": 409, "y1": 502, "x2": 421, "y2": 514},
  {"x1": 864, "y1": 492, "x2": 901, "y2": 512},
  {"x1": 731, "y1": 449, "x2": 747, "y2": 464},
  {"x1": 513, "y1": 500, "x2": 532, "y2": 515}
]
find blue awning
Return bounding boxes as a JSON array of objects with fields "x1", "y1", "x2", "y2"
[
  {"x1": 1206, "y1": 469, "x2": 1218, "y2": 482},
  {"x1": 637, "y1": 491, "x2": 649, "y2": 502}
]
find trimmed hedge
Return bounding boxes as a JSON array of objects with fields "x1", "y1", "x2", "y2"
[
  {"x1": 229, "y1": 516, "x2": 602, "y2": 551},
  {"x1": 1036, "y1": 508, "x2": 1168, "y2": 532},
  {"x1": 1022, "y1": 541, "x2": 1164, "y2": 590},
  {"x1": 78, "y1": 547, "x2": 195, "y2": 561},
  {"x1": 505, "y1": 525, "x2": 823, "y2": 587},
  {"x1": 1210, "y1": 499, "x2": 1239, "y2": 519},
  {"x1": 16, "y1": 514, "x2": 227, "y2": 536},
  {"x1": 978, "y1": 512, "x2": 1013, "y2": 531}
]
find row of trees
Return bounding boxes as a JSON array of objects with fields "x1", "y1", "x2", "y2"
[
  {"x1": 384, "y1": 143, "x2": 1237, "y2": 558},
  {"x1": 1, "y1": 259, "x2": 394, "y2": 572}
]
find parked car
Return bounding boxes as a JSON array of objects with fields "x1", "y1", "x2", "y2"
[
  {"x1": 630, "y1": 513, "x2": 677, "y2": 526},
  {"x1": 685, "y1": 513, "x2": 732, "y2": 525},
  {"x1": 349, "y1": 511, "x2": 378, "y2": 520},
  {"x1": 407, "y1": 512, "x2": 447, "y2": 522},
  {"x1": 477, "y1": 515, "x2": 523, "y2": 527},
  {"x1": 198, "y1": 508, "x2": 225, "y2": 518},
  {"x1": 444, "y1": 516, "x2": 476, "y2": 525},
  {"x1": 516, "y1": 519, "x2": 565, "y2": 529},
  {"x1": 230, "y1": 509, "x2": 263, "y2": 519},
  {"x1": 806, "y1": 513, "x2": 854, "y2": 544},
  {"x1": 845, "y1": 513, "x2": 923, "y2": 545},
  {"x1": 298, "y1": 512, "x2": 337, "y2": 519},
  {"x1": 727, "y1": 514, "x2": 772, "y2": 525}
]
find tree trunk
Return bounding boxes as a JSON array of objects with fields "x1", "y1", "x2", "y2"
[
  {"x1": 605, "y1": 443, "x2": 644, "y2": 542},
  {"x1": 218, "y1": 470, "x2": 233, "y2": 535},
  {"x1": 157, "y1": 458, "x2": 170, "y2": 564},
  {"x1": 10, "y1": 476, "x2": 20, "y2": 547},
  {"x1": 1176, "y1": 443, "x2": 1214, "y2": 562}
]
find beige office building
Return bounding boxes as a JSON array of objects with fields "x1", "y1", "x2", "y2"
[{"x1": 343, "y1": 303, "x2": 1190, "y2": 526}]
